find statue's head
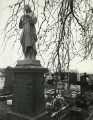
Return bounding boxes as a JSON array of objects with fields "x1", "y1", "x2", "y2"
[{"x1": 25, "y1": 5, "x2": 32, "y2": 13}]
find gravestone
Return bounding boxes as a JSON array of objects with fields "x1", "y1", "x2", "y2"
[{"x1": 5, "y1": 5, "x2": 48, "y2": 118}]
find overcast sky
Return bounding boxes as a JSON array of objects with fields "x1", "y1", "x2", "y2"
[
  {"x1": 0, "y1": 0, "x2": 93, "y2": 73},
  {"x1": 0, "y1": 0, "x2": 21, "y2": 68}
]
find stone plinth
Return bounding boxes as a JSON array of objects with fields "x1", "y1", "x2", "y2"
[
  {"x1": 17, "y1": 59, "x2": 41, "y2": 67},
  {"x1": 6, "y1": 61, "x2": 48, "y2": 117}
]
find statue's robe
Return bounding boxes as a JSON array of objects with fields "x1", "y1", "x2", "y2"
[{"x1": 19, "y1": 13, "x2": 37, "y2": 58}]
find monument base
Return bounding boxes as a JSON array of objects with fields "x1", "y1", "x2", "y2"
[
  {"x1": 6, "y1": 59, "x2": 48, "y2": 117},
  {"x1": 17, "y1": 59, "x2": 41, "y2": 67}
]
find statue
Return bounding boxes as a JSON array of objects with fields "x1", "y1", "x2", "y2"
[{"x1": 19, "y1": 5, "x2": 37, "y2": 60}]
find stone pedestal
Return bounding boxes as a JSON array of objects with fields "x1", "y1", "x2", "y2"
[
  {"x1": 17, "y1": 59, "x2": 41, "y2": 67},
  {"x1": 6, "y1": 60, "x2": 48, "y2": 117}
]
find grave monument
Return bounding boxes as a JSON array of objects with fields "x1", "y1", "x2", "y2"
[{"x1": 5, "y1": 5, "x2": 48, "y2": 119}]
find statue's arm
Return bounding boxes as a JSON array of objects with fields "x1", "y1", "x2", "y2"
[
  {"x1": 19, "y1": 16, "x2": 24, "y2": 29},
  {"x1": 33, "y1": 16, "x2": 37, "y2": 24}
]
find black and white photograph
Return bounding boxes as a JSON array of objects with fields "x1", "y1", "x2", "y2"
[{"x1": 0, "y1": 0, "x2": 93, "y2": 120}]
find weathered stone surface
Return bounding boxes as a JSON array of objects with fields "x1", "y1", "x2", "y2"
[{"x1": 6, "y1": 66, "x2": 48, "y2": 117}]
